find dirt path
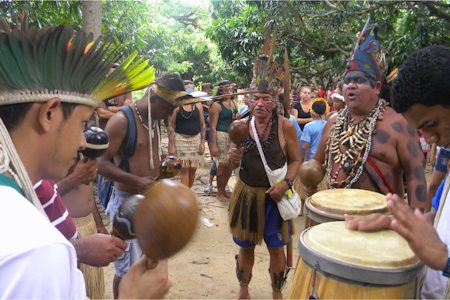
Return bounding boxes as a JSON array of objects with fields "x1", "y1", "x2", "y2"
[{"x1": 103, "y1": 160, "x2": 304, "y2": 299}]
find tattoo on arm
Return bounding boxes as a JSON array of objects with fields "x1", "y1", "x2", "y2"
[
  {"x1": 407, "y1": 141, "x2": 420, "y2": 158},
  {"x1": 416, "y1": 184, "x2": 426, "y2": 203},
  {"x1": 391, "y1": 122, "x2": 405, "y2": 134},
  {"x1": 374, "y1": 129, "x2": 390, "y2": 144}
]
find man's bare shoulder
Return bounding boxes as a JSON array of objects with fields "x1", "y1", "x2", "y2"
[{"x1": 381, "y1": 106, "x2": 416, "y2": 137}]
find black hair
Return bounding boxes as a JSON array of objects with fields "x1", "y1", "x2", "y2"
[
  {"x1": 391, "y1": 45, "x2": 450, "y2": 113},
  {"x1": 155, "y1": 73, "x2": 185, "y2": 92},
  {"x1": 0, "y1": 102, "x2": 78, "y2": 131},
  {"x1": 312, "y1": 101, "x2": 326, "y2": 116},
  {"x1": 201, "y1": 83, "x2": 212, "y2": 90},
  {"x1": 216, "y1": 80, "x2": 231, "y2": 96}
]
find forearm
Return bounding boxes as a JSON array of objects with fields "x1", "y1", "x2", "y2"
[
  {"x1": 297, "y1": 117, "x2": 312, "y2": 124},
  {"x1": 57, "y1": 174, "x2": 83, "y2": 196},
  {"x1": 98, "y1": 160, "x2": 144, "y2": 189},
  {"x1": 286, "y1": 160, "x2": 301, "y2": 181},
  {"x1": 210, "y1": 128, "x2": 218, "y2": 148}
]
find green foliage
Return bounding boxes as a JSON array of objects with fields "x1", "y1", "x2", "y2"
[
  {"x1": 0, "y1": 0, "x2": 236, "y2": 88},
  {"x1": 207, "y1": 0, "x2": 449, "y2": 89}
]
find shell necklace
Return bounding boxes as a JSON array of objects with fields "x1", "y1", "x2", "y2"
[
  {"x1": 325, "y1": 98, "x2": 386, "y2": 188},
  {"x1": 134, "y1": 102, "x2": 149, "y2": 131}
]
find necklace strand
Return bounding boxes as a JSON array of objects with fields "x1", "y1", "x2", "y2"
[
  {"x1": 325, "y1": 99, "x2": 386, "y2": 188},
  {"x1": 134, "y1": 102, "x2": 149, "y2": 131}
]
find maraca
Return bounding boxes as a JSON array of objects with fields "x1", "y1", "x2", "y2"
[
  {"x1": 157, "y1": 155, "x2": 182, "y2": 179},
  {"x1": 228, "y1": 120, "x2": 249, "y2": 146},
  {"x1": 111, "y1": 158, "x2": 198, "y2": 264},
  {"x1": 111, "y1": 194, "x2": 144, "y2": 240},
  {"x1": 134, "y1": 179, "x2": 199, "y2": 260},
  {"x1": 298, "y1": 159, "x2": 325, "y2": 188},
  {"x1": 81, "y1": 126, "x2": 109, "y2": 159}
]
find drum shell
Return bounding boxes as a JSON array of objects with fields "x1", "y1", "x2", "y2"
[
  {"x1": 288, "y1": 259, "x2": 422, "y2": 299},
  {"x1": 288, "y1": 226, "x2": 424, "y2": 299},
  {"x1": 304, "y1": 189, "x2": 388, "y2": 228}
]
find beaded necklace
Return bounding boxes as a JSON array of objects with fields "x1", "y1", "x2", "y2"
[
  {"x1": 180, "y1": 105, "x2": 195, "y2": 119},
  {"x1": 254, "y1": 117, "x2": 272, "y2": 140},
  {"x1": 325, "y1": 98, "x2": 386, "y2": 188},
  {"x1": 134, "y1": 102, "x2": 149, "y2": 131}
]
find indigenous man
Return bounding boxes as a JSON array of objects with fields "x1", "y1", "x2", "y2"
[
  {"x1": 306, "y1": 19, "x2": 426, "y2": 209},
  {"x1": 97, "y1": 73, "x2": 204, "y2": 298},
  {"x1": 346, "y1": 45, "x2": 450, "y2": 299},
  {"x1": 0, "y1": 20, "x2": 169, "y2": 298},
  {"x1": 226, "y1": 55, "x2": 301, "y2": 299}
]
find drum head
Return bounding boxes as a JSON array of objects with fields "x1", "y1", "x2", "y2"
[
  {"x1": 299, "y1": 222, "x2": 422, "y2": 285},
  {"x1": 309, "y1": 189, "x2": 388, "y2": 218}
]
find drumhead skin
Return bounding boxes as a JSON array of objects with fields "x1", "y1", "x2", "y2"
[
  {"x1": 299, "y1": 222, "x2": 422, "y2": 285},
  {"x1": 309, "y1": 188, "x2": 388, "y2": 217}
]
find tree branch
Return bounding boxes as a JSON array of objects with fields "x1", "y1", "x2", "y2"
[{"x1": 421, "y1": 2, "x2": 450, "y2": 21}]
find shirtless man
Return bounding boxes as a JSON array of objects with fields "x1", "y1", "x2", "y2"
[
  {"x1": 58, "y1": 155, "x2": 109, "y2": 299},
  {"x1": 346, "y1": 45, "x2": 450, "y2": 299},
  {"x1": 305, "y1": 20, "x2": 426, "y2": 209},
  {"x1": 97, "y1": 73, "x2": 201, "y2": 298}
]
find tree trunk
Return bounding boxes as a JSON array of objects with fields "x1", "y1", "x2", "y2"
[{"x1": 81, "y1": 0, "x2": 102, "y2": 39}]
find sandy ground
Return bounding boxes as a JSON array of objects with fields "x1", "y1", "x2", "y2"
[
  {"x1": 100, "y1": 152, "x2": 433, "y2": 299},
  {"x1": 102, "y1": 158, "x2": 304, "y2": 299}
]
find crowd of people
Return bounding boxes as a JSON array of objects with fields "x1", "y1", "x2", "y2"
[{"x1": 0, "y1": 13, "x2": 449, "y2": 300}]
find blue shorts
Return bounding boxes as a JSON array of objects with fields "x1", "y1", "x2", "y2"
[
  {"x1": 107, "y1": 188, "x2": 143, "y2": 277},
  {"x1": 233, "y1": 196, "x2": 290, "y2": 248},
  {"x1": 435, "y1": 148, "x2": 450, "y2": 173}
]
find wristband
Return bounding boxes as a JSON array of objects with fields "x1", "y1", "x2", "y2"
[
  {"x1": 442, "y1": 246, "x2": 450, "y2": 278},
  {"x1": 443, "y1": 257, "x2": 450, "y2": 278},
  {"x1": 284, "y1": 178, "x2": 293, "y2": 190}
]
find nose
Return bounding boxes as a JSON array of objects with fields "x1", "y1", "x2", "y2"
[{"x1": 79, "y1": 131, "x2": 87, "y2": 151}]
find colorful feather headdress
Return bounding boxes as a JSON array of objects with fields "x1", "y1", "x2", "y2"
[
  {"x1": 346, "y1": 17, "x2": 386, "y2": 81},
  {"x1": 0, "y1": 14, "x2": 155, "y2": 107}
]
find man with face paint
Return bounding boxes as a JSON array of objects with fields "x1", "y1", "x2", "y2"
[
  {"x1": 226, "y1": 55, "x2": 302, "y2": 299},
  {"x1": 346, "y1": 45, "x2": 450, "y2": 299},
  {"x1": 305, "y1": 18, "x2": 426, "y2": 210}
]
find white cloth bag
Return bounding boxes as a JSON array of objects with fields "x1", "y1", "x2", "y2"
[{"x1": 250, "y1": 118, "x2": 300, "y2": 220}]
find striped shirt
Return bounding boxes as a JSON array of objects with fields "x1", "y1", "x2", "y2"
[{"x1": 34, "y1": 180, "x2": 78, "y2": 240}]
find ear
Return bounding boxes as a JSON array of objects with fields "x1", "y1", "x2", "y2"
[
  {"x1": 37, "y1": 97, "x2": 62, "y2": 132},
  {"x1": 375, "y1": 81, "x2": 382, "y2": 96}
]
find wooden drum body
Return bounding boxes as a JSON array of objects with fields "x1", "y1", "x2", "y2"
[
  {"x1": 305, "y1": 189, "x2": 388, "y2": 227},
  {"x1": 288, "y1": 222, "x2": 423, "y2": 299}
]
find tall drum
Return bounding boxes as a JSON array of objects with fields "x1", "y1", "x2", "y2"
[
  {"x1": 288, "y1": 222, "x2": 423, "y2": 299},
  {"x1": 305, "y1": 189, "x2": 388, "y2": 227}
]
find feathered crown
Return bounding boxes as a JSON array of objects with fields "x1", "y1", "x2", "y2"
[
  {"x1": 346, "y1": 17, "x2": 386, "y2": 81},
  {"x1": 0, "y1": 13, "x2": 155, "y2": 107},
  {"x1": 251, "y1": 29, "x2": 284, "y2": 95}
]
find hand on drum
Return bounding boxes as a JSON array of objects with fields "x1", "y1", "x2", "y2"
[
  {"x1": 344, "y1": 213, "x2": 392, "y2": 232},
  {"x1": 226, "y1": 144, "x2": 243, "y2": 168},
  {"x1": 119, "y1": 257, "x2": 171, "y2": 299},
  {"x1": 387, "y1": 193, "x2": 448, "y2": 271}
]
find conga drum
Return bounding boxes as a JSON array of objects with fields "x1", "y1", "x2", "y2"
[
  {"x1": 288, "y1": 222, "x2": 423, "y2": 299},
  {"x1": 305, "y1": 189, "x2": 388, "y2": 228}
]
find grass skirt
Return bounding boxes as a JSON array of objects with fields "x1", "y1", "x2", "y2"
[
  {"x1": 175, "y1": 133, "x2": 203, "y2": 168},
  {"x1": 216, "y1": 131, "x2": 231, "y2": 162},
  {"x1": 74, "y1": 213, "x2": 105, "y2": 299},
  {"x1": 229, "y1": 179, "x2": 289, "y2": 245}
]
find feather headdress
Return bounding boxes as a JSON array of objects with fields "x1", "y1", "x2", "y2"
[
  {"x1": 251, "y1": 30, "x2": 284, "y2": 95},
  {"x1": 346, "y1": 17, "x2": 386, "y2": 81},
  {"x1": 0, "y1": 14, "x2": 155, "y2": 107}
]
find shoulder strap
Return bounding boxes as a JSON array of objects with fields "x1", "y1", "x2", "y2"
[{"x1": 119, "y1": 106, "x2": 137, "y2": 172}]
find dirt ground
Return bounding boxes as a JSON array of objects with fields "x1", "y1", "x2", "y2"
[
  {"x1": 101, "y1": 153, "x2": 433, "y2": 299},
  {"x1": 102, "y1": 157, "x2": 304, "y2": 299}
]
